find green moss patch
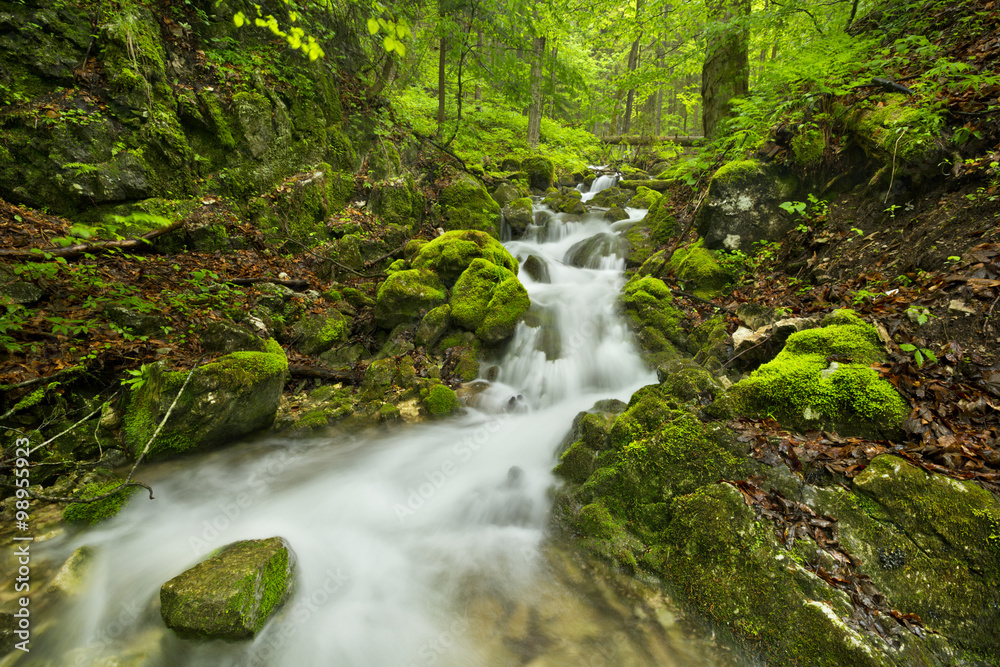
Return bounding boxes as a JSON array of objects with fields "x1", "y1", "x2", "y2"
[
  {"x1": 669, "y1": 241, "x2": 734, "y2": 298},
  {"x1": 412, "y1": 230, "x2": 518, "y2": 286},
  {"x1": 373, "y1": 269, "x2": 448, "y2": 330},
  {"x1": 618, "y1": 275, "x2": 683, "y2": 366},
  {"x1": 424, "y1": 384, "x2": 460, "y2": 417},
  {"x1": 63, "y1": 479, "x2": 138, "y2": 526},
  {"x1": 730, "y1": 309, "x2": 907, "y2": 437}
]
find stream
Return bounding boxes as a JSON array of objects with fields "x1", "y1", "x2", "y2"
[{"x1": 21, "y1": 175, "x2": 748, "y2": 667}]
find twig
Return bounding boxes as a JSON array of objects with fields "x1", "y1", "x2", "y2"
[
  {"x1": 26, "y1": 392, "x2": 120, "y2": 457},
  {"x1": 0, "y1": 221, "x2": 185, "y2": 261},
  {"x1": 885, "y1": 126, "x2": 908, "y2": 203},
  {"x1": 27, "y1": 358, "x2": 203, "y2": 505}
]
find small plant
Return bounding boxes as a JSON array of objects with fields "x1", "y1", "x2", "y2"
[
  {"x1": 905, "y1": 305, "x2": 932, "y2": 325},
  {"x1": 122, "y1": 364, "x2": 153, "y2": 392},
  {"x1": 900, "y1": 343, "x2": 937, "y2": 368}
]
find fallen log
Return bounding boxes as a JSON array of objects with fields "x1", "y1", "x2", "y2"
[
  {"x1": 601, "y1": 135, "x2": 705, "y2": 147},
  {"x1": 0, "y1": 221, "x2": 185, "y2": 260}
]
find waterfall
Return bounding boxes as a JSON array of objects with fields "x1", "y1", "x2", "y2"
[{"x1": 30, "y1": 198, "x2": 733, "y2": 666}]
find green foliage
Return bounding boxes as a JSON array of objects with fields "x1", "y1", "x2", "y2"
[
  {"x1": 63, "y1": 480, "x2": 138, "y2": 526},
  {"x1": 899, "y1": 343, "x2": 938, "y2": 369}
]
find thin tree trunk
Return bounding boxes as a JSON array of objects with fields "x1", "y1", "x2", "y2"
[
  {"x1": 474, "y1": 32, "x2": 483, "y2": 112},
  {"x1": 622, "y1": 0, "x2": 644, "y2": 135},
  {"x1": 437, "y1": 36, "x2": 447, "y2": 136},
  {"x1": 527, "y1": 8, "x2": 545, "y2": 149},
  {"x1": 701, "y1": 0, "x2": 750, "y2": 139}
]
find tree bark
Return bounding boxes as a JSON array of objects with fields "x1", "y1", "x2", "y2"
[
  {"x1": 701, "y1": 0, "x2": 750, "y2": 139},
  {"x1": 622, "y1": 0, "x2": 644, "y2": 135},
  {"x1": 527, "y1": 9, "x2": 546, "y2": 149},
  {"x1": 437, "y1": 35, "x2": 447, "y2": 136}
]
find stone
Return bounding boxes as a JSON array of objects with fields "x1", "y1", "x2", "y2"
[
  {"x1": 412, "y1": 229, "x2": 519, "y2": 286},
  {"x1": 292, "y1": 308, "x2": 349, "y2": 356},
  {"x1": 502, "y1": 197, "x2": 534, "y2": 238},
  {"x1": 491, "y1": 182, "x2": 521, "y2": 208},
  {"x1": 522, "y1": 156, "x2": 555, "y2": 191},
  {"x1": 415, "y1": 304, "x2": 451, "y2": 348},
  {"x1": 373, "y1": 269, "x2": 448, "y2": 329},
  {"x1": 45, "y1": 546, "x2": 94, "y2": 598},
  {"x1": 122, "y1": 340, "x2": 289, "y2": 459},
  {"x1": 438, "y1": 173, "x2": 502, "y2": 237},
  {"x1": 618, "y1": 274, "x2": 684, "y2": 366},
  {"x1": 449, "y1": 259, "x2": 531, "y2": 345},
  {"x1": 564, "y1": 233, "x2": 629, "y2": 268},
  {"x1": 694, "y1": 160, "x2": 802, "y2": 252},
  {"x1": 200, "y1": 320, "x2": 268, "y2": 354},
  {"x1": 948, "y1": 299, "x2": 975, "y2": 316},
  {"x1": 521, "y1": 254, "x2": 551, "y2": 283},
  {"x1": 104, "y1": 306, "x2": 168, "y2": 337},
  {"x1": 0, "y1": 281, "x2": 44, "y2": 305},
  {"x1": 160, "y1": 537, "x2": 295, "y2": 640}
]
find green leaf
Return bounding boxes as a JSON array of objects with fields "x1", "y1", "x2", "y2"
[
  {"x1": 233, "y1": 11, "x2": 245, "y2": 27},
  {"x1": 367, "y1": 18, "x2": 379, "y2": 34},
  {"x1": 899, "y1": 344, "x2": 917, "y2": 352},
  {"x1": 384, "y1": 35, "x2": 395, "y2": 52},
  {"x1": 394, "y1": 41, "x2": 405, "y2": 57},
  {"x1": 914, "y1": 350, "x2": 924, "y2": 368}
]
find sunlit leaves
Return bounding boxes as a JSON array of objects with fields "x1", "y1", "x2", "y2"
[{"x1": 368, "y1": 15, "x2": 410, "y2": 57}]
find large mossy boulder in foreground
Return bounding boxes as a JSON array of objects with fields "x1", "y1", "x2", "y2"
[
  {"x1": 411, "y1": 230, "x2": 519, "y2": 285},
  {"x1": 730, "y1": 309, "x2": 908, "y2": 438},
  {"x1": 450, "y1": 258, "x2": 531, "y2": 344},
  {"x1": 694, "y1": 159, "x2": 801, "y2": 252},
  {"x1": 373, "y1": 269, "x2": 448, "y2": 329},
  {"x1": 123, "y1": 340, "x2": 288, "y2": 459},
  {"x1": 657, "y1": 483, "x2": 940, "y2": 666},
  {"x1": 816, "y1": 455, "x2": 1000, "y2": 655},
  {"x1": 438, "y1": 173, "x2": 502, "y2": 237},
  {"x1": 160, "y1": 537, "x2": 295, "y2": 640}
]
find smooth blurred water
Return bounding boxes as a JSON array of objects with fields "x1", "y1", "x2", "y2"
[{"x1": 24, "y1": 199, "x2": 742, "y2": 667}]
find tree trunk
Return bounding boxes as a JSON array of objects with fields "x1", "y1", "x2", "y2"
[
  {"x1": 622, "y1": 0, "x2": 644, "y2": 135},
  {"x1": 474, "y1": 32, "x2": 483, "y2": 112},
  {"x1": 527, "y1": 11, "x2": 546, "y2": 149},
  {"x1": 547, "y1": 42, "x2": 558, "y2": 117},
  {"x1": 701, "y1": 0, "x2": 750, "y2": 139},
  {"x1": 437, "y1": 35, "x2": 447, "y2": 136}
]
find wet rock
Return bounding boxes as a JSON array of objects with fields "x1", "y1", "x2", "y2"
[
  {"x1": 502, "y1": 197, "x2": 533, "y2": 238},
  {"x1": 626, "y1": 185, "x2": 660, "y2": 209},
  {"x1": 564, "y1": 232, "x2": 629, "y2": 268},
  {"x1": 588, "y1": 186, "x2": 634, "y2": 209},
  {"x1": 415, "y1": 304, "x2": 451, "y2": 348},
  {"x1": 694, "y1": 160, "x2": 801, "y2": 252},
  {"x1": 602, "y1": 206, "x2": 629, "y2": 222},
  {"x1": 730, "y1": 316, "x2": 819, "y2": 371},
  {"x1": 160, "y1": 537, "x2": 295, "y2": 640},
  {"x1": 521, "y1": 254, "x2": 550, "y2": 283},
  {"x1": 424, "y1": 384, "x2": 460, "y2": 417},
  {"x1": 122, "y1": 340, "x2": 288, "y2": 459},
  {"x1": 618, "y1": 275, "x2": 684, "y2": 366},
  {"x1": 45, "y1": 546, "x2": 95, "y2": 599},
  {"x1": 542, "y1": 188, "x2": 586, "y2": 214},
  {"x1": 455, "y1": 379, "x2": 491, "y2": 407}
]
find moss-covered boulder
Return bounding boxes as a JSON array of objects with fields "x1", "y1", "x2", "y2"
[
  {"x1": 521, "y1": 254, "x2": 551, "y2": 283},
  {"x1": 436, "y1": 330, "x2": 481, "y2": 382},
  {"x1": 658, "y1": 483, "x2": 904, "y2": 666},
  {"x1": 522, "y1": 156, "x2": 555, "y2": 191},
  {"x1": 438, "y1": 173, "x2": 502, "y2": 237},
  {"x1": 618, "y1": 275, "x2": 684, "y2": 366},
  {"x1": 694, "y1": 160, "x2": 801, "y2": 252},
  {"x1": 412, "y1": 230, "x2": 518, "y2": 286},
  {"x1": 123, "y1": 340, "x2": 288, "y2": 459},
  {"x1": 502, "y1": 196, "x2": 534, "y2": 237},
  {"x1": 415, "y1": 304, "x2": 451, "y2": 348},
  {"x1": 424, "y1": 384, "x2": 460, "y2": 417},
  {"x1": 669, "y1": 241, "x2": 734, "y2": 298},
  {"x1": 491, "y1": 182, "x2": 522, "y2": 208},
  {"x1": 588, "y1": 186, "x2": 633, "y2": 209},
  {"x1": 160, "y1": 537, "x2": 295, "y2": 640},
  {"x1": 450, "y1": 259, "x2": 530, "y2": 345},
  {"x1": 292, "y1": 308, "x2": 349, "y2": 356},
  {"x1": 369, "y1": 177, "x2": 423, "y2": 231},
  {"x1": 373, "y1": 269, "x2": 448, "y2": 330},
  {"x1": 542, "y1": 188, "x2": 586, "y2": 214},
  {"x1": 627, "y1": 186, "x2": 660, "y2": 209},
  {"x1": 815, "y1": 455, "x2": 1000, "y2": 655},
  {"x1": 730, "y1": 309, "x2": 907, "y2": 438}
]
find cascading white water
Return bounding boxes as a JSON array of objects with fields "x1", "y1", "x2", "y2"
[
  {"x1": 582, "y1": 172, "x2": 618, "y2": 203},
  {"x1": 27, "y1": 199, "x2": 734, "y2": 667}
]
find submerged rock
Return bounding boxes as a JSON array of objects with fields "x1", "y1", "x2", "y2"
[
  {"x1": 160, "y1": 537, "x2": 295, "y2": 640},
  {"x1": 521, "y1": 254, "x2": 551, "y2": 283},
  {"x1": 122, "y1": 340, "x2": 288, "y2": 459}
]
